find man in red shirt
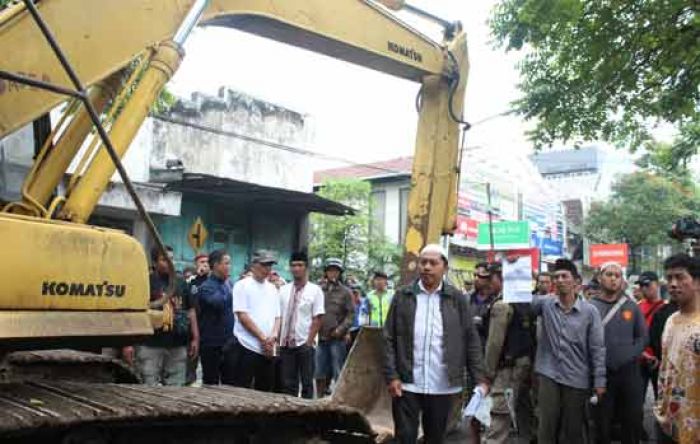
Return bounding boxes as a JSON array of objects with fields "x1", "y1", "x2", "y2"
[{"x1": 637, "y1": 271, "x2": 665, "y2": 400}]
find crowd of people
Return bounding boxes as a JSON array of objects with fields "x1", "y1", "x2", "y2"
[
  {"x1": 119, "y1": 246, "x2": 393, "y2": 400},
  {"x1": 458, "y1": 254, "x2": 699, "y2": 444},
  {"x1": 112, "y1": 243, "x2": 699, "y2": 444}
]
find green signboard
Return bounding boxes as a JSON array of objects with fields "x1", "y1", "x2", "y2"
[{"x1": 477, "y1": 220, "x2": 530, "y2": 250}]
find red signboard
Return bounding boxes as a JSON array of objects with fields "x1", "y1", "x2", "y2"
[
  {"x1": 589, "y1": 244, "x2": 629, "y2": 267},
  {"x1": 455, "y1": 216, "x2": 479, "y2": 241},
  {"x1": 507, "y1": 248, "x2": 540, "y2": 272}
]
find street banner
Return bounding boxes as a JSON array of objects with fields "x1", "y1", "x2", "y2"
[
  {"x1": 589, "y1": 243, "x2": 629, "y2": 267},
  {"x1": 477, "y1": 220, "x2": 530, "y2": 250}
]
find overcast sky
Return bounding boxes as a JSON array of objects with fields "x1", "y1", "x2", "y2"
[{"x1": 169, "y1": 1, "x2": 531, "y2": 169}]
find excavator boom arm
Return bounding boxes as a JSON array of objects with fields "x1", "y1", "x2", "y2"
[{"x1": 0, "y1": 0, "x2": 447, "y2": 137}]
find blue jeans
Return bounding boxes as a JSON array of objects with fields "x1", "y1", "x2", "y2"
[{"x1": 314, "y1": 339, "x2": 346, "y2": 380}]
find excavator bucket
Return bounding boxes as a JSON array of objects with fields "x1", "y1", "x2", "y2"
[{"x1": 332, "y1": 327, "x2": 394, "y2": 441}]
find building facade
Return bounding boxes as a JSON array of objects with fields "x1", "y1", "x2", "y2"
[
  {"x1": 529, "y1": 145, "x2": 636, "y2": 260},
  {"x1": 0, "y1": 88, "x2": 350, "y2": 279},
  {"x1": 315, "y1": 150, "x2": 564, "y2": 280}
]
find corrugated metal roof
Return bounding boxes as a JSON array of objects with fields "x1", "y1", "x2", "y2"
[{"x1": 167, "y1": 173, "x2": 354, "y2": 216}]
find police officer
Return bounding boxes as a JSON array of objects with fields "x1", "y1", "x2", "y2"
[
  {"x1": 367, "y1": 270, "x2": 393, "y2": 327},
  {"x1": 484, "y1": 262, "x2": 536, "y2": 444}
]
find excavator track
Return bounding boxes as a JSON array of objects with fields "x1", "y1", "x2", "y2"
[{"x1": 0, "y1": 380, "x2": 374, "y2": 443}]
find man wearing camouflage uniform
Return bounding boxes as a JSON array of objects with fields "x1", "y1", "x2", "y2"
[{"x1": 484, "y1": 262, "x2": 536, "y2": 444}]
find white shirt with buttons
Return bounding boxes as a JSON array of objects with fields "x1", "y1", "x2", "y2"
[{"x1": 402, "y1": 280, "x2": 462, "y2": 395}]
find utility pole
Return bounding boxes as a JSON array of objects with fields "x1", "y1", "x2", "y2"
[{"x1": 486, "y1": 182, "x2": 495, "y2": 259}]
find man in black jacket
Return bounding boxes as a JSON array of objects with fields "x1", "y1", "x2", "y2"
[{"x1": 384, "y1": 244, "x2": 489, "y2": 444}]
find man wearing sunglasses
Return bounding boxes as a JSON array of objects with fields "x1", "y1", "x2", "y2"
[
  {"x1": 637, "y1": 271, "x2": 666, "y2": 431},
  {"x1": 469, "y1": 262, "x2": 495, "y2": 347}
]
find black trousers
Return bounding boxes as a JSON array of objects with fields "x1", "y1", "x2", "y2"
[
  {"x1": 280, "y1": 345, "x2": 314, "y2": 399},
  {"x1": 392, "y1": 391, "x2": 458, "y2": 444},
  {"x1": 641, "y1": 361, "x2": 659, "y2": 400},
  {"x1": 200, "y1": 345, "x2": 230, "y2": 385},
  {"x1": 222, "y1": 339, "x2": 275, "y2": 392},
  {"x1": 593, "y1": 361, "x2": 644, "y2": 444}
]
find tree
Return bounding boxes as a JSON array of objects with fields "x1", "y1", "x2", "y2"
[
  {"x1": 583, "y1": 171, "x2": 700, "y2": 271},
  {"x1": 491, "y1": 1, "x2": 700, "y2": 152},
  {"x1": 310, "y1": 178, "x2": 403, "y2": 284}
]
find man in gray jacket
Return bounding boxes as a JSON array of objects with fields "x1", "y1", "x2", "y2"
[
  {"x1": 383, "y1": 244, "x2": 488, "y2": 444},
  {"x1": 589, "y1": 262, "x2": 647, "y2": 444}
]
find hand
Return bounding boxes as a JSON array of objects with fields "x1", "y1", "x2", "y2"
[
  {"x1": 344, "y1": 334, "x2": 352, "y2": 344},
  {"x1": 189, "y1": 339, "x2": 199, "y2": 358},
  {"x1": 331, "y1": 328, "x2": 343, "y2": 339},
  {"x1": 304, "y1": 340, "x2": 315, "y2": 349},
  {"x1": 121, "y1": 346, "x2": 134, "y2": 366},
  {"x1": 263, "y1": 336, "x2": 277, "y2": 356},
  {"x1": 477, "y1": 382, "x2": 491, "y2": 396},
  {"x1": 594, "y1": 387, "x2": 606, "y2": 398},
  {"x1": 387, "y1": 379, "x2": 403, "y2": 398},
  {"x1": 265, "y1": 336, "x2": 278, "y2": 348}
]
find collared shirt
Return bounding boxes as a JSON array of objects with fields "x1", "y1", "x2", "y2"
[
  {"x1": 279, "y1": 281, "x2": 325, "y2": 347},
  {"x1": 232, "y1": 276, "x2": 281, "y2": 355},
  {"x1": 402, "y1": 280, "x2": 462, "y2": 395},
  {"x1": 654, "y1": 311, "x2": 700, "y2": 443},
  {"x1": 532, "y1": 294, "x2": 606, "y2": 390},
  {"x1": 197, "y1": 274, "x2": 234, "y2": 347}
]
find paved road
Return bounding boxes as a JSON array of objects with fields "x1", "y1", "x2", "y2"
[{"x1": 446, "y1": 388, "x2": 658, "y2": 443}]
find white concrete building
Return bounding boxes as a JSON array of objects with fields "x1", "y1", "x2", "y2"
[{"x1": 0, "y1": 87, "x2": 349, "y2": 273}]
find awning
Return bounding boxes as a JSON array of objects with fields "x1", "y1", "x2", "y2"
[{"x1": 166, "y1": 173, "x2": 354, "y2": 216}]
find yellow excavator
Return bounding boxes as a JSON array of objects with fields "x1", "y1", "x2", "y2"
[{"x1": 0, "y1": 0, "x2": 468, "y2": 441}]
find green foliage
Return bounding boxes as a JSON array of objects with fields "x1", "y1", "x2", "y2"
[
  {"x1": 583, "y1": 172, "x2": 700, "y2": 268},
  {"x1": 491, "y1": 0, "x2": 700, "y2": 150},
  {"x1": 309, "y1": 179, "x2": 403, "y2": 285},
  {"x1": 310, "y1": 179, "x2": 371, "y2": 281},
  {"x1": 106, "y1": 57, "x2": 176, "y2": 120},
  {"x1": 153, "y1": 87, "x2": 177, "y2": 115}
]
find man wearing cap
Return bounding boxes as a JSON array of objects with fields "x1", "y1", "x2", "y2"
[
  {"x1": 469, "y1": 261, "x2": 496, "y2": 348},
  {"x1": 484, "y1": 262, "x2": 536, "y2": 444},
  {"x1": 226, "y1": 249, "x2": 281, "y2": 392},
  {"x1": 589, "y1": 262, "x2": 647, "y2": 444},
  {"x1": 278, "y1": 252, "x2": 324, "y2": 399},
  {"x1": 533, "y1": 258, "x2": 606, "y2": 444},
  {"x1": 368, "y1": 271, "x2": 394, "y2": 328},
  {"x1": 383, "y1": 244, "x2": 488, "y2": 443},
  {"x1": 637, "y1": 271, "x2": 665, "y2": 400},
  {"x1": 315, "y1": 258, "x2": 354, "y2": 397}
]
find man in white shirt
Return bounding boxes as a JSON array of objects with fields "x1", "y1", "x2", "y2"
[
  {"x1": 278, "y1": 251, "x2": 324, "y2": 398},
  {"x1": 384, "y1": 244, "x2": 489, "y2": 443},
  {"x1": 226, "y1": 250, "x2": 281, "y2": 392}
]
